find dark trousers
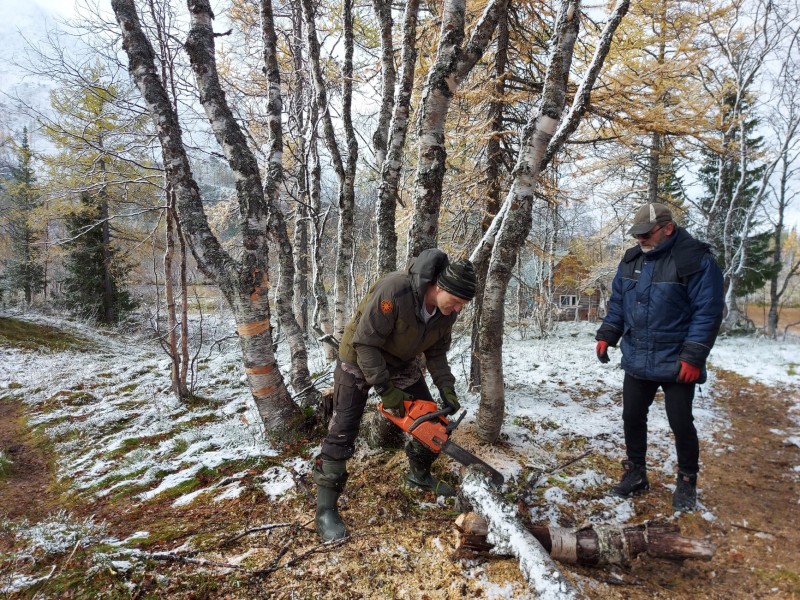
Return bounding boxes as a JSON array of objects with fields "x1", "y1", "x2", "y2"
[
  {"x1": 321, "y1": 362, "x2": 435, "y2": 462},
  {"x1": 622, "y1": 373, "x2": 699, "y2": 475}
]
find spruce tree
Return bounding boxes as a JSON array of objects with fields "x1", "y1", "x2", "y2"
[
  {"x1": 698, "y1": 92, "x2": 778, "y2": 298},
  {"x1": 1, "y1": 129, "x2": 45, "y2": 305},
  {"x1": 56, "y1": 194, "x2": 137, "y2": 323}
]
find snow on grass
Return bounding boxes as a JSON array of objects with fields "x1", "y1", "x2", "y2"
[
  {"x1": 2, "y1": 313, "x2": 799, "y2": 528},
  {"x1": 8, "y1": 510, "x2": 107, "y2": 558}
]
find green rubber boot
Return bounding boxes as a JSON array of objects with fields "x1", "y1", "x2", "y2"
[
  {"x1": 406, "y1": 467, "x2": 456, "y2": 497},
  {"x1": 405, "y1": 439, "x2": 455, "y2": 497},
  {"x1": 312, "y1": 458, "x2": 348, "y2": 542}
]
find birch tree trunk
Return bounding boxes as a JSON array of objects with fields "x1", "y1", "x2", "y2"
[
  {"x1": 767, "y1": 144, "x2": 800, "y2": 338},
  {"x1": 470, "y1": 9, "x2": 509, "y2": 390},
  {"x1": 476, "y1": 1, "x2": 579, "y2": 443},
  {"x1": 148, "y1": 0, "x2": 189, "y2": 399},
  {"x1": 371, "y1": 0, "x2": 396, "y2": 172},
  {"x1": 112, "y1": 0, "x2": 302, "y2": 437},
  {"x1": 301, "y1": 0, "x2": 358, "y2": 340},
  {"x1": 406, "y1": 0, "x2": 510, "y2": 259},
  {"x1": 375, "y1": 0, "x2": 420, "y2": 275},
  {"x1": 287, "y1": 1, "x2": 309, "y2": 334},
  {"x1": 307, "y1": 94, "x2": 336, "y2": 360},
  {"x1": 460, "y1": 467, "x2": 579, "y2": 599},
  {"x1": 260, "y1": 0, "x2": 317, "y2": 407},
  {"x1": 474, "y1": 0, "x2": 629, "y2": 443}
]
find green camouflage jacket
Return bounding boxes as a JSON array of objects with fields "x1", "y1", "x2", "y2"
[{"x1": 339, "y1": 249, "x2": 458, "y2": 390}]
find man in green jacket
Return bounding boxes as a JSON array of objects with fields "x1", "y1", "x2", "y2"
[{"x1": 313, "y1": 248, "x2": 477, "y2": 541}]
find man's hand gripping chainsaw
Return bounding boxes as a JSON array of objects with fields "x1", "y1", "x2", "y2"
[{"x1": 378, "y1": 399, "x2": 504, "y2": 486}]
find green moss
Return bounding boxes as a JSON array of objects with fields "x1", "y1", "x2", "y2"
[
  {"x1": 171, "y1": 438, "x2": 190, "y2": 455},
  {"x1": 118, "y1": 383, "x2": 138, "y2": 393},
  {"x1": 755, "y1": 566, "x2": 800, "y2": 591},
  {"x1": 0, "y1": 451, "x2": 12, "y2": 479},
  {"x1": 0, "y1": 317, "x2": 93, "y2": 351},
  {"x1": 44, "y1": 389, "x2": 98, "y2": 409}
]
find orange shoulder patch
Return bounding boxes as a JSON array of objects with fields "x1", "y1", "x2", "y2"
[{"x1": 380, "y1": 299, "x2": 394, "y2": 314}]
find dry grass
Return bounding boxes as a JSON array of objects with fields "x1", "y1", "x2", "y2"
[{"x1": 744, "y1": 304, "x2": 800, "y2": 335}]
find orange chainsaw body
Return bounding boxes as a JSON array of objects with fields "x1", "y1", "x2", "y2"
[{"x1": 378, "y1": 399, "x2": 449, "y2": 452}]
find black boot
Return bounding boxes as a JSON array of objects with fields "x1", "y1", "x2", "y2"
[
  {"x1": 312, "y1": 457, "x2": 348, "y2": 541},
  {"x1": 404, "y1": 439, "x2": 455, "y2": 497},
  {"x1": 611, "y1": 460, "x2": 649, "y2": 498},
  {"x1": 672, "y1": 471, "x2": 697, "y2": 512}
]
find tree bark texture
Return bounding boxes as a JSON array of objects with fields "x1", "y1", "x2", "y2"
[
  {"x1": 260, "y1": 0, "x2": 317, "y2": 407},
  {"x1": 300, "y1": 0, "x2": 358, "y2": 340},
  {"x1": 477, "y1": 0, "x2": 580, "y2": 444},
  {"x1": 469, "y1": 9, "x2": 509, "y2": 390},
  {"x1": 455, "y1": 512, "x2": 716, "y2": 566},
  {"x1": 375, "y1": 0, "x2": 420, "y2": 275},
  {"x1": 164, "y1": 200, "x2": 182, "y2": 399},
  {"x1": 112, "y1": 0, "x2": 301, "y2": 437},
  {"x1": 474, "y1": 0, "x2": 629, "y2": 442},
  {"x1": 289, "y1": 3, "x2": 310, "y2": 336},
  {"x1": 370, "y1": 0, "x2": 396, "y2": 172},
  {"x1": 307, "y1": 94, "x2": 336, "y2": 360},
  {"x1": 459, "y1": 467, "x2": 579, "y2": 599},
  {"x1": 406, "y1": 0, "x2": 510, "y2": 260}
]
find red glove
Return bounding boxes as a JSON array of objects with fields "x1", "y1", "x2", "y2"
[
  {"x1": 677, "y1": 360, "x2": 701, "y2": 383},
  {"x1": 596, "y1": 341, "x2": 610, "y2": 364}
]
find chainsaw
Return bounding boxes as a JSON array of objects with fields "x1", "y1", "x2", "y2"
[{"x1": 378, "y1": 399, "x2": 504, "y2": 486}]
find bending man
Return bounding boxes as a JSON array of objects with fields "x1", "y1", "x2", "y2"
[{"x1": 314, "y1": 248, "x2": 477, "y2": 541}]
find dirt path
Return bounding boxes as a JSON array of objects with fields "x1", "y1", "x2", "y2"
[
  {"x1": 582, "y1": 370, "x2": 800, "y2": 598},
  {"x1": 0, "y1": 398, "x2": 58, "y2": 523}
]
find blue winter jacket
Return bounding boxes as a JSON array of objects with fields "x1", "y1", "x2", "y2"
[{"x1": 595, "y1": 228, "x2": 725, "y2": 383}]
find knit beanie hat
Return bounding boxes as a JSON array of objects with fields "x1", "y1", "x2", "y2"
[{"x1": 437, "y1": 259, "x2": 477, "y2": 301}]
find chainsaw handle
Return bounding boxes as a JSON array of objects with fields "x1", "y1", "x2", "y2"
[
  {"x1": 407, "y1": 405, "x2": 452, "y2": 433},
  {"x1": 446, "y1": 409, "x2": 466, "y2": 434}
]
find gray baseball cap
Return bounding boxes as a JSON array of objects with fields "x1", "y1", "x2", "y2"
[{"x1": 628, "y1": 203, "x2": 673, "y2": 235}]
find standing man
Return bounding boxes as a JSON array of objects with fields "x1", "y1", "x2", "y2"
[
  {"x1": 313, "y1": 248, "x2": 477, "y2": 541},
  {"x1": 595, "y1": 203, "x2": 724, "y2": 512}
]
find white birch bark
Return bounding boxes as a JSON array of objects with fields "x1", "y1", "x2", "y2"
[
  {"x1": 260, "y1": 0, "x2": 317, "y2": 407},
  {"x1": 300, "y1": 0, "x2": 358, "y2": 341},
  {"x1": 406, "y1": 0, "x2": 510, "y2": 259},
  {"x1": 112, "y1": 0, "x2": 301, "y2": 437},
  {"x1": 460, "y1": 467, "x2": 579, "y2": 599},
  {"x1": 371, "y1": 0, "x2": 396, "y2": 172},
  {"x1": 375, "y1": 0, "x2": 420, "y2": 275},
  {"x1": 476, "y1": 0, "x2": 629, "y2": 443}
]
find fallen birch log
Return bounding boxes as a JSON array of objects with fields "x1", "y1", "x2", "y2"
[
  {"x1": 459, "y1": 466, "x2": 579, "y2": 599},
  {"x1": 458, "y1": 514, "x2": 716, "y2": 566}
]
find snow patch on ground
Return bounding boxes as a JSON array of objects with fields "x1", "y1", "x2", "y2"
[{"x1": 2, "y1": 312, "x2": 799, "y2": 593}]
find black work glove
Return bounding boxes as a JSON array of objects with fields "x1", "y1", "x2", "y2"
[
  {"x1": 439, "y1": 386, "x2": 461, "y2": 413},
  {"x1": 378, "y1": 384, "x2": 412, "y2": 417}
]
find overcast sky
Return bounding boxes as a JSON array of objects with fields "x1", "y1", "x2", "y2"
[{"x1": 2, "y1": 0, "x2": 798, "y2": 231}]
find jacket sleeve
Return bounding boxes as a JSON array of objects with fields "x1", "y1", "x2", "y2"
[
  {"x1": 352, "y1": 283, "x2": 397, "y2": 386},
  {"x1": 423, "y1": 324, "x2": 455, "y2": 390},
  {"x1": 680, "y1": 254, "x2": 725, "y2": 367},
  {"x1": 595, "y1": 264, "x2": 625, "y2": 346}
]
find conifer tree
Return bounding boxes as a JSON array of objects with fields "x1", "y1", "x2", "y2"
[
  {"x1": 1, "y1": 128, "x2": 45, "y2": 305},
  {"x1": 56, "y1": 194, "x2": 137, "y2": 323},
  {"x1": 698, "y1": 93, "x2": 779, "y2": 300}
]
